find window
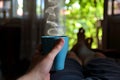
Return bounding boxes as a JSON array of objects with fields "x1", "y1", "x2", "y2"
[
  {"x1": 108, "y1": 0, "x2": 120, "y2": 15},
  {"x1": 0, "y1": 1, "x2": 3, "y2": 9},
  {"x1": 12, "y1": 0, "x2": 23, "y2": 18},
  {"x1": 13, "y1": 0, "x2": 45, "y2": 18},
  {"x1": 0, "y1": 0, "x2": 45, "y2": 18},
  {"x1": 17, "y1": 0, "x2": 23, "y2": 17},
  {"x1": 0, "y1": 0, "x2": 11, "y2": 18},
  {"x1": 36, "y1": 0, "x2": 44, "y2": 18},
  {"x1": 114, "y1": 0, "x2": 120, "y2": 15},
  {"x1": 0, "y1": 1, "x2": 3, "y2": 18}
]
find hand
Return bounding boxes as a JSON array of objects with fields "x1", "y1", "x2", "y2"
[{"x1": 18, "y1": 38, "x2": 64, "y2": 80}]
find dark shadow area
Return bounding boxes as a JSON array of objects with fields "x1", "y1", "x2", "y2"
[{"x1": 0, "y1": 18, "x2": 30, "y2": 80}]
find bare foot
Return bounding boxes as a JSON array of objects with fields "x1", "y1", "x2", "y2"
[
  {"x1": 67, "y1": 51, "x2": 82, "y2": 65},
  {"x1": 71, "y1": 28, "x2": 106, "y2": 65},
  {"x1": 71, "y1": 28, "x2": 85, "y2": 54}
]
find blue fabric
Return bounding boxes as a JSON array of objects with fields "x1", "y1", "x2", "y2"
[
  {"x1": 51, "y1": 58, "x2": 83, "y2": 80},
  {"x1": 84, "y1": 58, "x2": 120, "y2": 80},
  {"x1": 51, "y1": 58, "x2": 120, "y2": 80}
]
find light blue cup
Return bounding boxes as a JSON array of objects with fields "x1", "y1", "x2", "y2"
[{"x1": 41, "y1": 36, "x2": 69, "y2": 71}]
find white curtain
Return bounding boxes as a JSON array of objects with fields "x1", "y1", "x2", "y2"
[{"x1": 20, "y1": 0, "x2": 41, "y2": 60}]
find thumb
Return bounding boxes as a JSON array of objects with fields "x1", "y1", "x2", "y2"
[{"x1": 47, "y1": 38, "x2": 65, "y2": 61}]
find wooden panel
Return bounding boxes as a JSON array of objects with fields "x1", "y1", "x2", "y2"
[{"x1": 107, "y1": 16, "x2": 120, "y2": 50}]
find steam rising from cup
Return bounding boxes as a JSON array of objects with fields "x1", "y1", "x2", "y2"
[{"x1": 45, "y1": 0, "x2": 65, "y2": 36}]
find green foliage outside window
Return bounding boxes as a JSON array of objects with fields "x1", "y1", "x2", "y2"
[{"x1": 65, "y1": 0, "x2": 104, "y2": 49}]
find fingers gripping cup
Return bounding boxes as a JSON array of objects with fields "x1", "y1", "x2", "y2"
[{"x1": 41, "y1": 36, "x2": 68, "y2": 71}]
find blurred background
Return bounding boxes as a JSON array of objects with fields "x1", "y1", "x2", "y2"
[{"x1": 0, "y1": 0, "x2": 120, "y2": 80}]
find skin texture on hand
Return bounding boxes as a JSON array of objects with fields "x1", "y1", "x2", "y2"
[{"x1": 17, "y1": 38, "x2": 64, "y2": 80}]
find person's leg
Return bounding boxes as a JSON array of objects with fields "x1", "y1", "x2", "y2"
[
  {"x1": 51, "y1": 52, "x2": 84, "y2": 80},
  {"x1": 71, "y1": 28, "x2": 96, "y2": 65},
  {"x1": 71, "y1": 28, "x2": 120, "y2": 80},
  {"x1": 84, "y1": 55, "x2": 120, "y2": 80}
]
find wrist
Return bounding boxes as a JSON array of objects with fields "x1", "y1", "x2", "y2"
[
  {"x1": 17, "y1": 71, "x2": 42, "y2": 80},
  {"x1": 17, "y1": 73, "x2": 33, "y2": 80}
]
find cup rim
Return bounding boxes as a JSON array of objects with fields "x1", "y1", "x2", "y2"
[{"x1": 41, "y1": 36, "x2": 68, "y2": 38}]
